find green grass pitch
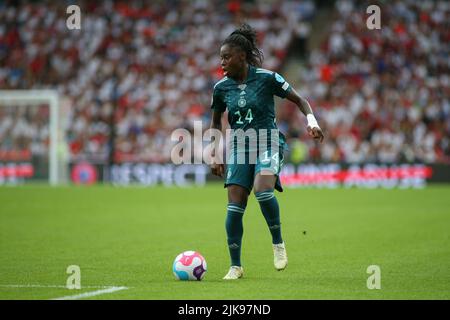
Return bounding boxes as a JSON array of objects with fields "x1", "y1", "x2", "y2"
[{"x1": 0, "y1": 184, "x2": 449, "y2": 300}]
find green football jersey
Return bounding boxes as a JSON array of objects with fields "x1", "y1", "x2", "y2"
[{"x1": 211, "y1": 65, "x2": 292, "y2": 153}]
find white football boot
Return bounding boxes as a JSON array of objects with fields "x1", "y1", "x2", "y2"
[
  {"x1": 273, "y1": 242, "x2": 288, "y2": 270},
  {"x1": 223, "y1": 266, "x2": 244, "y2": 280}
]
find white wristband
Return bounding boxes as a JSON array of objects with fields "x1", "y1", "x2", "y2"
[{"x1": 306, "y1": 114, "x2": 319, "y2": 129}]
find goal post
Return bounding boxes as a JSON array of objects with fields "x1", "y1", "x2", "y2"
[{"x1": 0, "y1": 90, "x2": 62, "y2": 185}]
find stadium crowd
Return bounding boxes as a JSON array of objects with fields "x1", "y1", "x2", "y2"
[
  {"x1": 0, "y1": 0, "x2": 314, "y2": 163},
  {"x1": 279, "y1": 0, "x2": 450, "y2": 164},
  {"x1": 0, "y1": 0, "x2": 448, "y2": 165}
]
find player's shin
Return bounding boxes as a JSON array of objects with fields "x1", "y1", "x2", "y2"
[
  {"x1": 255, "y1": 189, "x2": 283, "y2": 244},
  {"x1": 225, "y1": 203, "x2": 246, "y2": 267}
]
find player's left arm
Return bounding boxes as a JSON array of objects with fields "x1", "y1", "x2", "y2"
[{"x1": 285, "y1": 88, "x2": 324, "y2": 143}]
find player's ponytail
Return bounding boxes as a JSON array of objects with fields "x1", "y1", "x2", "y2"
[{"x1": 223, "y1": 23, "x2": 264, "y2": 67}]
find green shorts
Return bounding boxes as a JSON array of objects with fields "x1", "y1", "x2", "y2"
[{"x1": 224, "y1": 148, "x2": 285, "y2": 194}]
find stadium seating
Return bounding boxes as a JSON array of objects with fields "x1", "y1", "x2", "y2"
[
  {"x1": 279, "y1": 0, "x2": 449, "y2": 164},
  {"x1": 0, "y1": 0, "x2": 448, "y2": 165}
]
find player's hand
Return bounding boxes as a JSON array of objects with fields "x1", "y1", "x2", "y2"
[
  {"x1": 211, "y1": 163, "x2": 225, "y2": 177},
  {"x1": 307, "y1": 126, "x2": 324, "y2": 143}
]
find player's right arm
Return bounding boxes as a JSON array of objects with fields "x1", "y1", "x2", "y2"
[
  {"x1": 268, "y1": 70, "x2": 324, "y2": 143},
  {"x1": 210, "y1": 85, "x2": 226, "y2": 177},
  {"x1": 209, "y1": 109, "x2": 225, "y2": 177},
  {"x1": 285, "y1": 88, "x2": 324, "y2": 143}
]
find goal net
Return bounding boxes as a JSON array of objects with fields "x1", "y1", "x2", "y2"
[{"x1": 0, "y1": 90, "x2": 68, "y2": 185}]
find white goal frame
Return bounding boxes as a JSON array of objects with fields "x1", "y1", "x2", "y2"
[{"x1": 0, "y1": 90, "x2": 59, "y2": 185}]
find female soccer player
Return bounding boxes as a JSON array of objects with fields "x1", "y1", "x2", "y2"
[{"x1": 210, "y1": 24, "x2": 324, "y2": 280}]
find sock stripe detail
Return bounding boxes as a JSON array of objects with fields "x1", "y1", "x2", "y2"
[
  {"x1": 257, "y1": 194, "x2": 273, "y2": 199},
  {"x1": 227, "y1": 205, "x2": 245, "y2": 213},
  {"x1": 256, "y1": 193, "x2": 274, "y2": 201},
  {"x1": 257, "y1": 196, "x2": 274, "y2": 202},
  {"x1": 227, "y1": 204, "x2": 245, "y2": 210},
  {"x1": 256, "y1": 193, "x2": 274, "y2": 198},
  {"x1": 257, "y1": 192, "x2": 273, "y2": 196}
]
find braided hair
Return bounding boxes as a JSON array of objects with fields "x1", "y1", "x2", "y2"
[{"x1": 222, "y1": 23, "x2": 264, "y2": 68}]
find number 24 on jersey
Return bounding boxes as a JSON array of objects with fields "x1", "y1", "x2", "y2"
[{"x1": 234, "y1": 109, "x2": 253, "y2": 124}]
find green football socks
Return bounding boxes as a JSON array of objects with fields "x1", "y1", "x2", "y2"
[
  {"x1": 225, "y1": 203, "x2": 246, "y2": 267},
  {"x1": 255, "y1": 189, "x2": 283, "y2": 244}
]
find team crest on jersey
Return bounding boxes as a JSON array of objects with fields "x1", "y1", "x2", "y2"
[
  {"x1": 275, "y1": 73, "x2": 285, "y2": 83},
  {"x1": 238, "y1": 97, "x2": 246, "y2": 108}
]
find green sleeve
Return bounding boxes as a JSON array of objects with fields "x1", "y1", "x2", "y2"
[
  {"x1": 271, "y1": 72, "x2": 292, "y2": 99},
  {"x1": 210, "y1": 87, "x2": 226, "y2": 112}
]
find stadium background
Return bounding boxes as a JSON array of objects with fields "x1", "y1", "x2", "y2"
[
  {"x1": 0, "y1": 0, "x2": 448, "y2": 186},
  {"x1": 0, "y1": 0, "x2": 449, "y2": 300}
]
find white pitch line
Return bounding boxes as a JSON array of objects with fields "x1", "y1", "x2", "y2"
[
  {"x1": 0, "y1": 284, "x2": 111, "y2": 289},
  {"x1": 51, "y1": 286, "x2": 128, "y2": 300}
]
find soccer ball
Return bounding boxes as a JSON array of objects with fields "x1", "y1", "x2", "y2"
[{"x1": 172, "y1": 251, "x2": 207, "y2": 281}]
